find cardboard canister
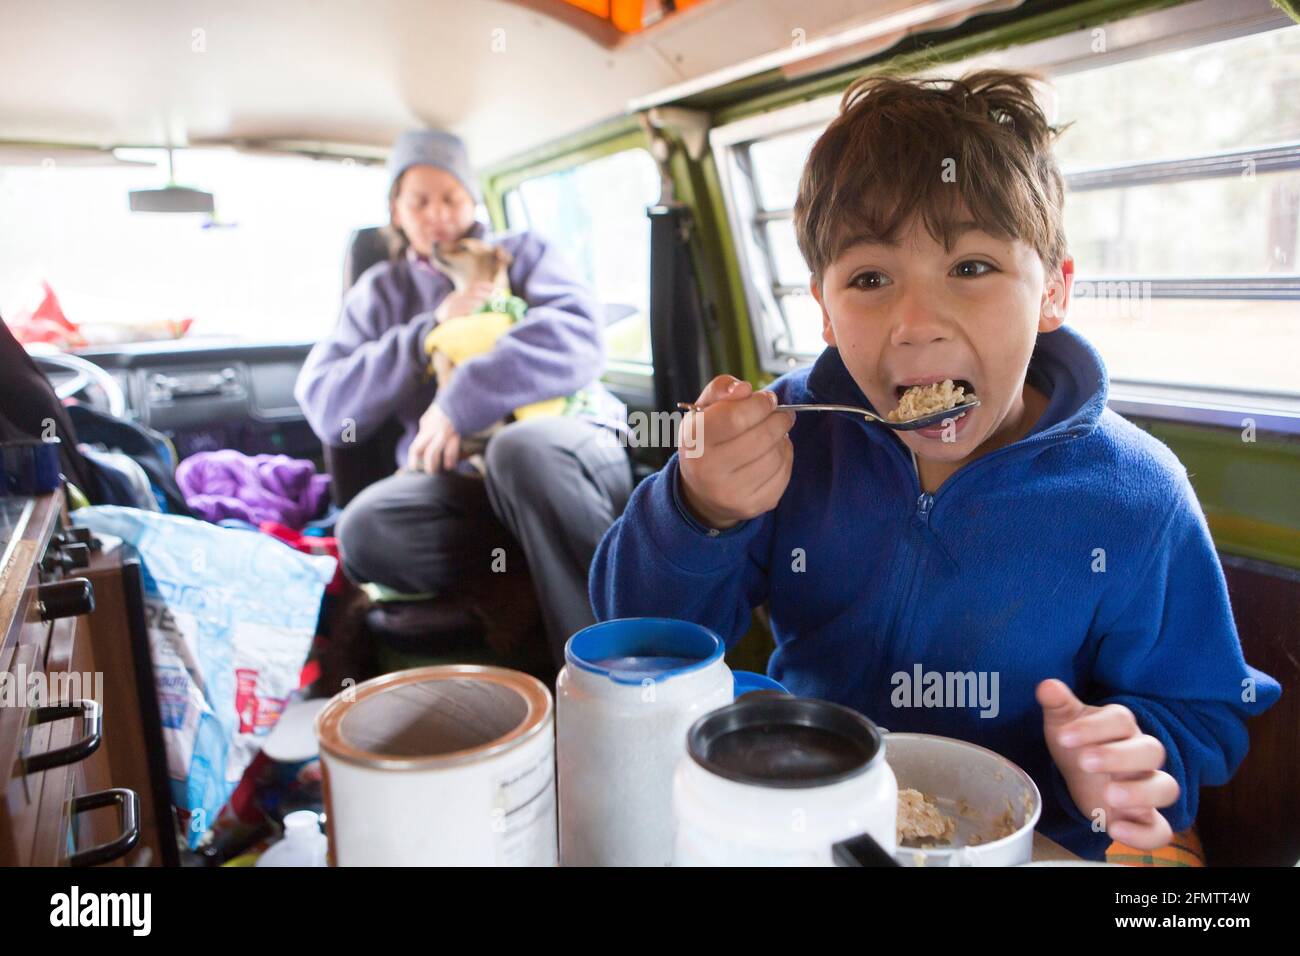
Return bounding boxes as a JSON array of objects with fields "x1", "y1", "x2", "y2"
[{"x1": 315, "y1": 665, "x2": 556, "y2": 866}]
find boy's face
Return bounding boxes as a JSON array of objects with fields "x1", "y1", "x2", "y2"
[
  {"x1": 391, "y1": 165, "x2": 477, "y2": 257},
  {"x1": 811, "y1": 211, "x2": 1071, "y2": 464}
]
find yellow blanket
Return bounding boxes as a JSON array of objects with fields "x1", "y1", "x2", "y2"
[{"x1": 424, "y1": 308, "x2": 566, "y2": 421}]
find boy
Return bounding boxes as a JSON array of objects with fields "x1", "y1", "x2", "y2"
[{"x1": 589, "y1": 70, "x2": 1280, "y2": 859}]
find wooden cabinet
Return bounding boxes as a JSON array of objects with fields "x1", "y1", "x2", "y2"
[{"x1": 0, "y1": 492, "x2": 175, "y2": 867}]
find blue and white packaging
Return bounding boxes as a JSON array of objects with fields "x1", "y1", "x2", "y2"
[{"x1": 72, "y1": 506, "x2": 336, "y2": 849}]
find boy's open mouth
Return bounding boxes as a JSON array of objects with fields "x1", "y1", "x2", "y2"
[{"x1": 886, "y1": 378, "x2": 978, "y2": 423}]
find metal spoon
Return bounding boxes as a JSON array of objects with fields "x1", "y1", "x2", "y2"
[{"x1": 675, "y1": 397, "x2": 981, "y2": 432}]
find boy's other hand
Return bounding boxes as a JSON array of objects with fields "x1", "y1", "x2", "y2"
[
  {"x1": 1037, "y1": 678, "x2": 1180, "y2": 850},
  {"x1": 679, "y1": 374, "x2": 796, "y2": 531},
  {"x1": 435, "y1": 281, "x2": 495, "y2": 322}
]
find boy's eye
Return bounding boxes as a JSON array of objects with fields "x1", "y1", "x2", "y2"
[
  {"x1": 850, "y1": 271, "x2": 890, "y2": 290},
  {"x1": 952, "y1": 259, "x2": 996, "y2": 278}
]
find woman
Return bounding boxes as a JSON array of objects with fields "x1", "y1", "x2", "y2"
[{"x1": 295, "y1": 130, "x2": 632, "y2": 667}]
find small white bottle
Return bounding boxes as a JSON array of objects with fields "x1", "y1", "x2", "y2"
[{"x1": 255, "y1": 811, "x2": 328, "y2": 867}]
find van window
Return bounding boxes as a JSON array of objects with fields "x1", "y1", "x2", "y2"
[
  {"x1": 502, "y1": 147, "x2": 661, "y2": 369},
  {"x1": 0, "y1": 148, "x2": 387, "y2": 344},
  {"x1": 717, "y1": 20, "x2": 1300, "y2": 399},
  {"x1": 1051, "y1": 24, "x2": 1299, "y2": 396}
]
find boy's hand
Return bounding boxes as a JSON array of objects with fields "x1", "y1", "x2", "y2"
[
  {"x1": 1037, "y1": 679, "x2": 1180, "y2": 850},
  {"x1": 679, "y1": 374, "x2": 796, "y2": 531}
]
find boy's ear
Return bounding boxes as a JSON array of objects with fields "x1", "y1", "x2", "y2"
[
  {"x1": 811, "y1": 276, "x2": 837, "y2": 348},
  {"x1": 1039, "y1": 256, "x2": 1073, "y2": 333}
]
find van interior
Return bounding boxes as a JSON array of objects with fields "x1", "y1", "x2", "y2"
[{"x1": 1, "y1": 0, "x2": 1297, "y2": 874}]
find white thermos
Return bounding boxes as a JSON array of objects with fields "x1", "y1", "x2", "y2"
[
  {"x1": 673, "y1": 695, "x2": 899, "y2": 866},
  {"x1": 556, "y1": 618, "x2": 784, "y2": 866}
]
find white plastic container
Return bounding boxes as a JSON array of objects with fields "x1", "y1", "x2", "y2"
[
  {"x1": 673, "y1": 696, "x2": 898, "y2": 866},
  {"x1": 316, "y1": 665, "x2": 556, "y2": 866},
  {"x1": 556, "y1": 618, "x2": 777, "y2": 867},
  {"x1": 255, "y1": 811, "x2": 328, "y2": 867}
]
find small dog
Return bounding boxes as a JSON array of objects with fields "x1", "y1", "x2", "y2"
[
  {"x1": 430, "y1": 236, "x2": 512, "y2": 293},
  {"x1": 424, "y1": 238, "x2": 516, "y2": 468},
  {"x1": 423, "y1": 238, "x2": 567, "y2": 473},
  {"x1": 427, "y1": 237, "x2": 514, "y2": 404}
]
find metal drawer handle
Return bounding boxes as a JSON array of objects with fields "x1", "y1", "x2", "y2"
[
  {"x1": 24, "y1": 699, "x2": 102, "y2": 772},
  {"x1": 68, "y1": 788, "x2": 141, "y2": 867}
]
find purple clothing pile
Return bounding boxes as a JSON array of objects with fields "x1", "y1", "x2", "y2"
[{"x1": 176, "y1": 450, "x2": 330, "y2": 529}]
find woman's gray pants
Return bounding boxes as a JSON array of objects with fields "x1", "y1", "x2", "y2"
[{"x1": 334, "y1": 417, "x2": 633, "y2": 665}]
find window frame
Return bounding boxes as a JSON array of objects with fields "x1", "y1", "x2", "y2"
[
  {"x1": 709, "y1": 0, "x2": 1300, "y2": 432},
  {"x1": 493, "y1": 137, "x2": 660, "y2": 380}
]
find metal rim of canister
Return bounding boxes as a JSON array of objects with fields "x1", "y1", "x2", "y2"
[
  {"x1": 686, "y1": 695, "x2": 886, "y2": 790},
  {"x1": 314, "y1": 664, "x2": 552, "y2": 771}
]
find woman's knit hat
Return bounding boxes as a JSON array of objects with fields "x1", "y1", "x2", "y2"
[{"x1": 387, "y1": 129, "x2": 481, "y2": 203}]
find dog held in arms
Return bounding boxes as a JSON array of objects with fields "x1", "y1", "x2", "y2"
[{"x1": 421, "y1": 237, "x2": 567, "y2": 473}]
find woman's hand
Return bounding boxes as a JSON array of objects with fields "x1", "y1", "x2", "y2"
[
  {"x1": 1038, "y1": 679, "x2": 1179, "y2": 850},
  {"x1": 408, "y1": 401, "x2": 462, "y2": 473},
  {"x1": 434, "y1": 281, "x2": 495, "y2": 322}
]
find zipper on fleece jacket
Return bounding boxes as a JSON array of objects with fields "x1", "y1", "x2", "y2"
[
  {"x1": 877, "y1": 451, "x2": 933, "y2": 672},
  {"x1": 893, "y1": 424, "x2": 1085, "y2": 523},
  {"x1": 879, "y1": 425, "x2": 1082, "y2": 669}
]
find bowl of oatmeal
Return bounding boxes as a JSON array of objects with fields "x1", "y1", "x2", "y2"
[{"x1": 885, "y1": 732, "x2": 1041, "y2": 867}]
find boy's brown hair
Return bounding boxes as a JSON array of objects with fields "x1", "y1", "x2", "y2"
[{"x1": 794, "y1": 69, "x2": 1069, "y2": 280}]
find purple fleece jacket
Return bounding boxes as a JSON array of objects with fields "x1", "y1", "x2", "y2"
[{"x1": 294, "y1": 221, "x2": 625, "y2": 465}]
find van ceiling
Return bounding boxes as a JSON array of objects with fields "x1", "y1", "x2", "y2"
[{"x1": 0, "y1": 0, "x2": 1025, "y2": 167}]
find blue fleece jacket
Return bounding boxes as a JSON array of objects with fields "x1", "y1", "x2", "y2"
[{"x1": 589, "y1": 325, "x2": 1281, "y2": 859}]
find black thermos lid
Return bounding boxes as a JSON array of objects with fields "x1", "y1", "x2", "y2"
[{"x1": 686, "y1": 695, "x2": 884, "y2": 789}]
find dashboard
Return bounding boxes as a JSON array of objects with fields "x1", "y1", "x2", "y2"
[{"x1": 60, "y1": 340, "x2": 322, "y2": 463}]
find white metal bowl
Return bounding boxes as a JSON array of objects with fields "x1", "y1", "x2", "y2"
[{"x1": 884, "y1": 732, "x2": 1041, "y2": 867}]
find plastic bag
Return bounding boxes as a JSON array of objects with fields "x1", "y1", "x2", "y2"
[{"x1": 71, "y1": 506, "x2": 336, "y2": 849}]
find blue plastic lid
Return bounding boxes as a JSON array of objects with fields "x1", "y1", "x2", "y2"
[
  {"x1": 566, "y1": 618, "x2": 724, "y2": 685},
  {"x1": 732, "y1": 671, "x2": 787, "y2": 697}
]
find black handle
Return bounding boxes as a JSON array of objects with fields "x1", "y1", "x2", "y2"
[
  {"x1": 37, "y1": 578, "x2": 95, "y2": 620},
  {"x1": 61, "y1": 542, "x2": 91, "y2": 569},
  {"x1": 59, "y1": 527, "x2": 98, "y2": 550},
  {"x1": 24, "y1": 699, "x2": 103, "y2": 772},
  {"x1": 832, "y1": 831, "x2": 901, "y2": 867},
  {"x1": 42, "y1": 542, "x2": 91, "y2": 573},
  {"x1": 68, "y1": 788, "x2": 141, "y2": 867}
]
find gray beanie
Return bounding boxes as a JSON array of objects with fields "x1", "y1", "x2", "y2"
[{"x1": 387, "y1": 129, "x2": 481, "y2": 203}]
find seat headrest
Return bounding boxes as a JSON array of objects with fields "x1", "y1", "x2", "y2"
[{"x1": 343, "y1": 227, "x2": 391, "y2": 294}]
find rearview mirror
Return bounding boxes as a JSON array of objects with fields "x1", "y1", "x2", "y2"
[{"x1": 128, "y1": 185, "x2": 215, "y2": 214}]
